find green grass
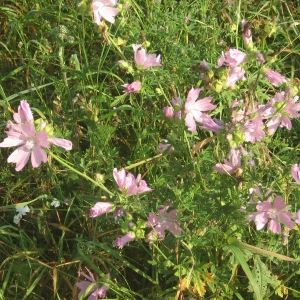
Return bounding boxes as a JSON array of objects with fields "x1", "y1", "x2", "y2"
[{"x1": 0, "y1": 0, "x2": 300, "y2": 299}]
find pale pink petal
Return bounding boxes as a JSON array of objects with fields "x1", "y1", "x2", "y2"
[
  {"x1": 7, "y1": 146, "x2": 31, "y2": 171},
  {"x1": 80, "y1": 268, "x2": 96, "y2": 282},
  {"x1": 254, "y1": 212, "x2": 269, "y2": 230},
  {"x1": 185, "y1": 113, "x2": 197, "y2": 132},
  {"x1": 113, "y1": 168, "x2": 126, "y2": 188},
  {"x1": 192, "y1": 97, "x2": 216, "y2": 111},
  {"x1": 273, "y1": 196, "x2": 286, "y2": 210},
  {"x1": 256, "y1": 201, "x2": 272, "y2": 211},
  {"x1": 0, "y1": 131, "x2": 26, "y2": 147},
  {"x1": 48, "y1": 137, "x2": 72, "y2": 150},
  {"x1": 87, "y1": 292, "x2": 99, "y2": 300},
  {"x1": 147, "y1": 213, "x2": 160, "y2": 226},
  {"x1": 31, "y1": 145, "x2": 47, "y2": 168},
  {"x1": 35, "y1": 131, "x2": 50, "y2": 148},
  {"x1": 278, "y1": 211, "x2": 294, "y2": 229},
  {"x1": 267, "y1": 219, "x2": 281, "y2": 234},
  {"x1": 134, "y1": 48, "x2": 146, "y2": 66},
  {"x1": 100, "y1": 7, "x2": 119, "y2": 23},
  {"x1": 295, "y1": 209, "x2": 300, "y2": 225},
  {"x1": 266, "y1": 115, "x2": 281, "y2": 134},
  {"x1": 90, "y1": 202, "x2": 113, "y2": 217},
  {"x1": 214, "y1": 160, "x2": 235, "y2": 174},
  {"x1": 280, "y1": 117, "x2": 292, "y2": 130}
]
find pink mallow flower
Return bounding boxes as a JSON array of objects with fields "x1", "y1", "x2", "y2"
[
  {"x1": 264, "y1": 69, "x2": 287, "y2": 87},
  {"x1": 218, "y1": 49, "x2": 247, "y2": 67},
  {"x1": 146, "y1": 206, "x2": 183, "y2": 244},
  {"x1": 132, "y1": 44, "x2": 161, "y2": 69},
  {"x1": 214, "y1": 148, "x2": 241, "y2": 175},
  {"x1": 122, "y1": 81, "x2": 141, "y2": 93},
  {"x1": 242, "y1": 117, "x2": 265, "y2": 143},
  {"x1": 0, "y1": 123, "x2": 50, "y2": 171},
  {"x1": 113, "y1": 231, "x2": 135, "y2": 249},
  {"x1": 291, "y1": 164, "x2": 300, "y2": 185},
  {"x1": 92, "y1": 0, "x2": 119, "y2": 25},
  {"x1": 0, "y1": 101, "x2": 72, "y2": 171},
  {"x1": 184, "y1": 87, "x2": 216, "y2": 132},
  {"x1": 266, "y1": 91, "x2": 300, "y2": 134},
  {"x1": 246, "y1": 196, "x2": 294, "y2": 234},
  {"x1": 113, "y1": 168, "x2": 152, "y2": 195},
  {"x1": 226, "y1": 66, "x2": 246, "y2": 88},
  {"x1": 90, "y1": 202, "x2": 114, "y2": 218},
  {"x1": 76, "y1": 268, "x2": 110, "y2": 300}
]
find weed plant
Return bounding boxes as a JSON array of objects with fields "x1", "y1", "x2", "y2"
[{"x1": 0, "y1": 0, "x2": 300, "y2": 299}]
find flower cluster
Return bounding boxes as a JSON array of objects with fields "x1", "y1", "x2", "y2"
[{"x1": 0, "y1": 100, "x2": 72, "y2": 171}]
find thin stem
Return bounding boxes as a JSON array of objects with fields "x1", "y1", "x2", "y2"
[{"x1": 49, "y1": 151, "x2": 113, "y2": 196}]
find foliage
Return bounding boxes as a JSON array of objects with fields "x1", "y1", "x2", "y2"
[{"x1": 0, "y1": 0, "x2": 300, "y2": 299}]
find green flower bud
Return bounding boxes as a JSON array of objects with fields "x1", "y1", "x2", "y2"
[{"x1": 142, "y1": 41, "x2": 151, "y2": 48}]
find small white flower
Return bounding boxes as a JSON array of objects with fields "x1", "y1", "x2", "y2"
[
  {"x1": 16, "y1": 205, "x2": 30, "y2": 215},
  {"x1": 51, "y1": 200, "x2": 60, "y2": 208},
  {"x1": 13, "y1": 213, "x2": 22, "y2": 224},
  {"x1": 14, "y1": 205, "x2": 30, "y2": 224}
]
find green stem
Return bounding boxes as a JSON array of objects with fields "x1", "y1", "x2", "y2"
[{"x1": 49, "y1": 151, "x2": 113, "y2": 196}]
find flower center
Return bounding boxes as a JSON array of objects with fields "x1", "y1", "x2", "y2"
[
  {"x1": 25, "y1": 138, "x2": 35, "y2": 150},
  {"x1": 268, "y1": 208, "x2": 277, "y2": 219}
]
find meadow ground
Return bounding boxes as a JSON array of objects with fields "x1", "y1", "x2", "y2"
[{"x1": 0, "y1": 0, "x2": 300, "y2": 299}]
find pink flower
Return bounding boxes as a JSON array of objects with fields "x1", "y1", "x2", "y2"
[
  {"x1": 92, "y1": 0, "x2": 119, "y2": 24},
  {"x1": 264, "y1": 69, "x2": 287, "y2": 87},
  {"x1": 184, "y1": 87, "x2": 216, "y2": 132},
  {"x1": 122, "y1": 81, "x2": 141, "y2": 93},
  {"x1": 214, "y1": 148, "x2": 241, "y2": 174},
  {"x1": 48, "y1": 137, "x2": 73, "y2": 150},
  {"x1": 243, "y1": 117, "x2": 265, "y2": 143},
  {"x1": 113, "y1": 231, "x2": 135, "y2": 249},
  {"x1": 0, "y1": 123, "x2": 50, "y2": 171},
  {"x1": 76, "y1": 268, "x2": 110, "y2": 300},
  {"x1": 163, "y1": 106, "x2": 174, "y2": 118},
  {"x1": 90, "y1": 202, "x2": 114, "y2": 218},
  {"x1": 246, "y1": 196, "x2": 294, "y2": 234},
  {"x1": 200, "y1": 117, "x2": 223, "y2": 133},
  {"x1": 113, "y1": 168, "x2": 152, "y2": 195},
  {"x1": 226, "y1": 66, "x2": 246, "y2": 87},
  {"x1": 132, "y1": 44, "x2": 161, "y2": 69},
  {"x1": 158, "y1": 139, "x2": 173, "y2": 154},
  {"x1": 266, "y1": 91, "x2": 300, "y2": 134},
  {"x1": 218, "y1": 49, "x2": 247, "y2": 67},
  {"x1": 0, "y1": 101, "x2": 72, "y2": 171},
  {"x1": 13, "y1": 100, "x2": 33, "y2": 123},
  {"x1": 146, "y1": 206, "x2": 183, "y2": 243},
  {"x1": 291, "y1": 164, "x2": 300, "y2": 185}
]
